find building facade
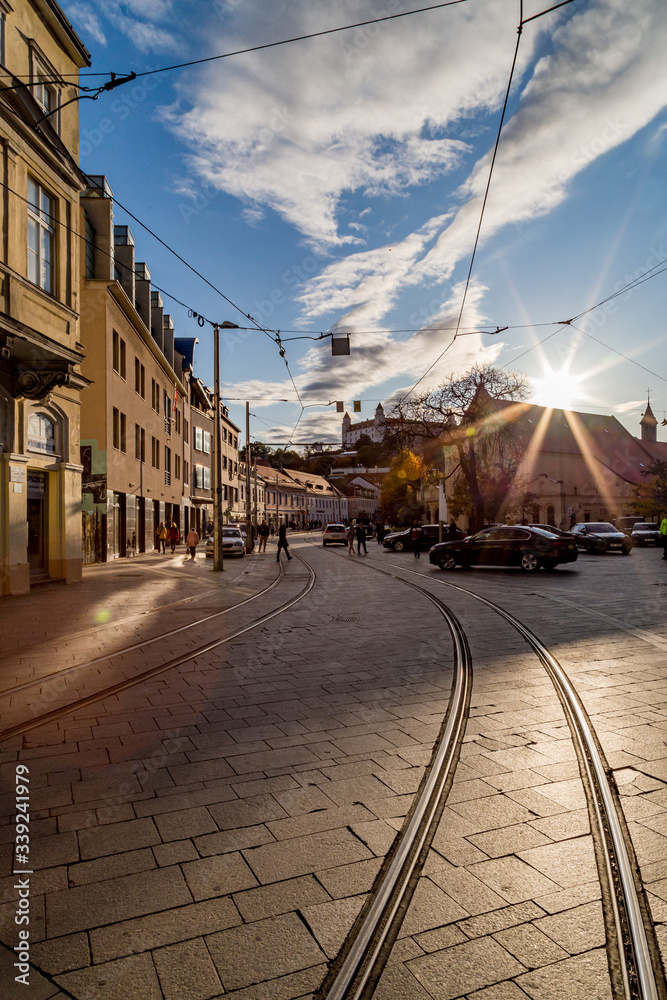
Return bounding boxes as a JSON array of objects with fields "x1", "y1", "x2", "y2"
[{"x1": 0, "y1": 1, "x2": 91, "y2": 594}]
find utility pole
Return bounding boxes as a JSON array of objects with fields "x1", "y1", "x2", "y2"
[
  {"x1": 253, "y1": 459, "x2": 258, "y2": 527},
  {"x1": 212, "y1": 321, "x2": 238, "y2": 570},
  {"x1": 245, "y1": 401, "x2": 252, "y2": 552}
]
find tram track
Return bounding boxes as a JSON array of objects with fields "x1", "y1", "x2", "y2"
[
  {"x1": 0, "y1": 555, "x2": 315, "y2": 745},
  {"x1": 320, "y1": 544, "x2": 665, "y2": 1000}
]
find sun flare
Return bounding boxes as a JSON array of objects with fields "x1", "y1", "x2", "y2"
[{"x1": 531, "y1": 368, "x2": 582, "y2": 410}]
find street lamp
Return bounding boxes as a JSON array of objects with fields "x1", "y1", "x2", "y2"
[
  {"x1": 213, "y1": 321, "x2": 239, "y2": 570},
  {"x1": 539, "y1": 474, "x2": 566, "y2": 528}
]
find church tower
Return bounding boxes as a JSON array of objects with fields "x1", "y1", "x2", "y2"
[{"x1": 640, "y1": 397, "x2": 658, "y2": 444}]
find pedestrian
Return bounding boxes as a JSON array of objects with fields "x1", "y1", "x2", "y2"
[
  {"x1": 347, "y1": 524, "x2": 356, "y2": 555},
  {"x1": 168, "y1": 521, "x2": 180, "y2": 554},
  {"x1": 185, "y1": 527, "x2": 199, "y2": 561},
  {"x1": 449, "y1": 520, "x2": 459, "y2": 540},
  {"x1": 156, "y1": 521, "x2": 167, "y2": 553},
  {"x1": 356, "y1": 523, "x2": 367, "y2": 555},
  {"x1": 411, "y1": 524, "x2": 422, "y2": 558},
  {"x1": 270, "y1": 524, "x2": 275, "y2": 537},
  {"x1": 276, "y1": 523, "x2": 292, "y2": 562},
  {"x1": 660, "y1": 516, "x2": 667, "y2": 559},
  {"x1": 376, "y1": 523, "x2": 385, "y2": 544},
  {"x1": 258, "y1": 520, "x2": 270, "y2": 553}
]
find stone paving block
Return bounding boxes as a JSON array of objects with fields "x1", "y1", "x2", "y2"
[
  {"x1": 466, "y1": 983, "x2": 534, "y2": 1000},
  {"x1": 468, "y1": 854, "x2": 562, "y2": 905},
  {"x1": 167, "y1": 757, "x2": 235, "y2": 784},
  {"x1": 68, "y1": 847, "x2": 156, "y2": 885},
  {"x1": 449, "y1": 794, "x2": 537, "y2": 835},
  {"x1": 182, "y1": 851, "x2": 257, "y2": 900},
  {"x1": 231, "y1": 774, "x2": 300, "y2": 798},
  {"x1": 78, "y1": 816, "x2": 161, "y2": 860},
  {"x1": 483, "y1": 770, "x2": 548, "y2": 793},
  {"x1": 90, "y1": 896, "x2": 241, "y2": 963},
  {"x1": 428, "y1": 860, "x2": 508, "y2": 915},
  {"x1": 153, "y1": 937, "x2": 223, "y2": 1000},
  {"x1": 302, "y1": 894, "x2": 366, "y2": 958},
  {"x1": 154, "y1": 805, "x2": 218, "y2": 841},
  {"x1": 534, "y1": 881, "x2": 601, "y2": 914},
  {"x1": 228, "y1": 745, "x2": 321, "y2": 775},
  {"x1": 208, "y1": 792, "x2": 288, "y2": 830},
  {"x1": 456, "y1": 900, "x2": 545, "y2": 940},
  {"x1": 373, "y1": 963, "x2": 434, "y2": 1000},
  {"x1": 31, "y1": 931, "x2": 90, "y2": 974},
  {"x1": 468, "y1": 822, "x2": 552, "y2": 858},
  {"x1": 432, "y1": 833, "x2": 490, "y2": 867},
  {"x1": 529, "y1": 808, "x2": 590, "y2": 841},
  {"x1": 243, "y1": 828, "x2": 373, "y2": 884},
  {"x1": 195, "y1": 823, "x2": 275, "y2": 856},
  {"x1": 314, "y1": 857, "x2": 382, "y2": 899},
  {"x1": 153, "y1": 838, "x2": 200, "y2": 866},
  {"x1": 413, "y1": 922, "x2": 468, "y2": 953},
  {"x1": 234, "y1": 873, "x2": 330, "y2": 922},
  {"x1": 529, "y1": 778, "x2": 587, "y2": 810},
  {"x1": 56, "y1": 951, "x2": 163, "y2": 1000},
  {"x1": 267, "y1": 804, "x2": 375, "y2": 841},
  {"x1": 0, "y1": 942, "x2": 62, "y2": 999},
  {"x1": 132, "y1": 780, "x2": 239, "y2": 817},
  {"x1": 407, "y1": 935, "x2": 525, "y2": 1000},
  {"x1": 350, "y1": 819, "x2": 398, "y2": 856},
  {"x1": 514, "y1": 947, "x2": 613, "y2": 999},
  {"x1": 492, "y1": 922, "x2": 568, "y2": 968},
  {"x1": 399, "y1": 877, "x2": 469, "y2": 938},
  {"x1": 516, "y1": 837, "x2": 598, "y2": 889},
  {"x1": 505, "y1": 787, "x2": 566, "y2": 817},
  {"x1": 272, "y1": 784, "x2": 336, "y2": 816},
  {"x1": 315, "y1": 774, "x2": 395, "y2": 805},
  {"x1": 533, "y1": 900, "x2": 606, "y2": 954},
  {"x1": 206, "y1": 910, "x2": 326, "y2": 991},
  {"x1": 46, "y1": 866, "x2": 191, "y2": 936}
]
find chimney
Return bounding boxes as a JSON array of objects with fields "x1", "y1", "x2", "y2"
[
  {"x1": 151, "y1": 290, "x2": 164, "y2": 351},
  {"x1": 113, "y1": 226, "x2": 135, "y2": 302},
  {"x1": 134, "y1": 262, "x2": 151, "y2": 330},
  {"x1": 163, "y1": 314, "x2": 174, "y2": 368}
]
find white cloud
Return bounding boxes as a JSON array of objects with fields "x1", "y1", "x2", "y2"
[
  {"x1": 63, "y1": 3, "x2": 107, "y2": 45},
  {"x1": 66, "y1": 0, "x2": 181, "y2": 52}
]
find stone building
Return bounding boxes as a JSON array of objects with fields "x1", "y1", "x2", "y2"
[{"x1": 0, "y1": 1, "x2": 91, "y2": 593}]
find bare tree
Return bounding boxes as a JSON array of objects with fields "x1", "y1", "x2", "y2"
[{"x1": 387, "y1": 365, "x2": 530, "y2": 530}]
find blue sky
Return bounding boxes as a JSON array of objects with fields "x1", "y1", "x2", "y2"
[{"x1": 64, "y1": 0, "x2": 667, "y2": 448}]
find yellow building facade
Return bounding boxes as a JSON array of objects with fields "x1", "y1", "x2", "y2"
[{"x1": 0, "y1": 1, "x2": 90, "y2": 594}]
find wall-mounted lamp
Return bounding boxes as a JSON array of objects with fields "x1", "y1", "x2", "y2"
[
  {"x1": 146, "y1": 488, "x2": 152, "y2": 493},
  {"x1": 128, "y1": 482, "x2": 136, "y2": 489}
]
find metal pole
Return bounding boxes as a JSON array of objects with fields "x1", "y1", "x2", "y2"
[
  {"x1": 213, "y1": 323, "x2": 224, "y2": 571},
  {"x1": 245, "y1": 402, "x2": 252, "y2": 552},
  {"x1": 253, "y1": 459, "x2": 258, "y2": 527}
]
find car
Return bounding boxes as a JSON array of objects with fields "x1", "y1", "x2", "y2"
[
  {"x1": 322, "y1": 523, "x2": 348, "y2": 546},
  {"x1": 383, "y1": 524, "x2": 464, "y2": 552},
  {"x1": 205, "y1": 526, "x2": 246, "y2": 558},
  {"x1": 630, "y1": 522, "x2": 661, "y2": 546},
  {"x1": 570, "y1": 522, "x2": 632, "y2": 555},
  {"x1": 428, "y1": 524, "x2": 579, "y2": 572}
]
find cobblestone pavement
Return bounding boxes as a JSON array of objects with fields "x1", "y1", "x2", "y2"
[{"x1": 1, "y1": 535, "x2": 667, "y2": 998}]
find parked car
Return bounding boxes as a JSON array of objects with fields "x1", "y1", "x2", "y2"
[
  {"x1": 612, "y1": 516, "x2": 644, "y2": 536},
  {"x1": 428, "y1": 525, "x2": 579, "y2": 572},
  {"x1": 383, "y1": 524, "x2": 463, "y2": 552},
  {"x1": 630, "y1": 522, "x2": 661, "y2": 546},
  {"x1": 322, "y1": 523, "x2": 348, "y2": 546},
  {"x1": 570, "y1": 522, "x2": 632, "y2": 554},
  {"x1": 205, "y1": 526, "x2": 246, "y2": 558}
]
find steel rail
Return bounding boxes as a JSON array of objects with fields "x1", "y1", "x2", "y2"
[
  {"x1": 0, "y1": 564, "x2": 285, "y2": 701},
  {"x1": 317, "y1": 557, "x2": 471, "y2": 1000},
  {"x1": 401, "y1": 564, "x2": 661, "y2": 1000},
  {"x1": 0, "y1": 556, "x2": 315, "y2": 744}
]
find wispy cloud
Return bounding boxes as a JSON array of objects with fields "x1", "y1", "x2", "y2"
[{"x1": 65, "y1": 0, "x2": 182, "y2": 52}]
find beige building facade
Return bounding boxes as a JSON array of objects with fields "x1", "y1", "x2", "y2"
[{"x1": 0, "y1": 1, "x2": 90, "y2": 594}]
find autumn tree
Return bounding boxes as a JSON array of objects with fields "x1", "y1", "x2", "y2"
[
  {"x1": 632, "y1": 459, "x2": 667, "y2": 520},
  {"x1": 387, "y1": 365, "x2": 530, "y2": 530},
  {"x1": 380, "y1": 450, "x2": 424, "y2": 525}
]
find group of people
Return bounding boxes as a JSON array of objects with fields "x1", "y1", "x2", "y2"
[
  {"x1": 155, "y1": 521, "x2": 201, "y2": 561},
  {"x1": 347, "y1": 523, "x2": 369, "y2": 555}
]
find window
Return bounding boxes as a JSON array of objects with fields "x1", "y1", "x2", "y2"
[
  {"x1": 135, "y1": 425, "x2": 145, "y2": 462},
  {"x1": 84, "y1": 211, "x2": 95, "y2": 278},
  {"x1": 112, "y1": 408, "x2": 126, "y2": 452},
  {"x1": 195, "y1": 426, "x2": 203, "y2": 451},
  {"x1": 194, "y1": 464, "x2": 205, "y2": 489},
  {"x1": 134, "y1": 359, "x2": 145, "y2": 397},
  {"x1": 27, "y1": 178, "x2": 56, "y2": 294},
  {"x1": 202, "y1": 431, "x2": 211, "y2": 455},
  {"x1": 175, "y1": 409, "x2": 181, "y2": 435},
  {"x1": 151, "y1": 436, "x2": 160, "y2": 469},
  {"x1": 112, "y1": 331, "x2": 126, "y2": 378},
  {"x1": 184, "y1": 419, "x2": 189, "y2": 443},
  {"x1": 165, "y1": 446, "x2": 171, "y2": 486},
  {"x1": 175, "y1": 455, "x2": 181, "y2": 480},
  {"x1": 183, "y1": 460, "x2": 189, "y2": 486},
  {"x1": 152, "y1": 379, "x2": 160, "y2": 413},
  {"x1": 27, "y1": 413, "x2": 56, "y2": 454},
  {"x1": 546, "y1": 505, "x2": 555, "y2": 526},
  {"x1": 204, "y1": 466, "x2": 211, "y2": 489}
]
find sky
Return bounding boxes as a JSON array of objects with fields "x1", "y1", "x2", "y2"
[{"x1": 63, "y1": 0, "x2": 667, "y2": 450}]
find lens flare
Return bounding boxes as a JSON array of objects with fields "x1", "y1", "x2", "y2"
[{"x1": 531, "y1": 368, "x2": 582, "y2": 410}]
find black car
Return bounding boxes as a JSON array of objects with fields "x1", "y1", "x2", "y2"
[
  {"x1": 630, "y1": 522, "x2": 661, "y2": 546},
  {"x1": 570, "y1": 522, "x2": 632, "y2": 555},
  {"x1": 428, "y1": 525, "x2": 578, "y2": 572},
  {"x1": 383, "y1": 524, "x2": 463, "y2": 552}
]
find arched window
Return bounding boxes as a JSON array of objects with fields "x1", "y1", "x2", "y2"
[
  {"x1": 27, "y1": 413, "x2": 56, "y2": 455},
  {"x1": 546, "y1": 505, "x2": 555, "y2": 526},
  {"x1": 531, "y1": 505, "x2": 540, "y2": 523}
]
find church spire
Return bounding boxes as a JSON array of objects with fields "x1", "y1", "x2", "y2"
[{"x1": 640, "y1": 395, "x2": 658, "y2": 443}]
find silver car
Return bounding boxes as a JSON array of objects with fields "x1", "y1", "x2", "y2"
[
  {"x1": 630, "y1": 522, "x2": 661, "y2": 546},
  {"x1": 205, "y1": 526, "x2": 246, "y2": 558}
]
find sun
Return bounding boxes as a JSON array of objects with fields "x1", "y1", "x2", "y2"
[{"x1": 531, "y1": 367, "x2": 582, "y2": 410}]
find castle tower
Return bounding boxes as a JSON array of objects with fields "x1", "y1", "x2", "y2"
[{"x1": 640, "y1": 398, "x2": 658, "y2": 444}]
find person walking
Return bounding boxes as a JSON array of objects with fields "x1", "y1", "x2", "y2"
[
  {"x1": 257, "y1": 520, "x2": 270, "y2": 553},
  {"x1": 356, "y1": 523, "x2": 368, "y2": 555},
  {"x1": 185, "y1": 527, "x2": 199, "y2": 561},
  {"x1": 411, "y1": 524, "x2": 422, "y2": 558},
  {"x1": 376, "y1": 523, "x2": 385, "y2": 545},
  {"x1": 156, "y1": 521, "x2": 167, "y2": 553},
  {"x1": 276, "y1": 523, "x2": 292, "y2": 562},
  {"x1": 168, "y1": 521, "x2": 180, "y2": 554},
  {"x1": 660, "y1": 516, "x2": 667, "y2": 559},
  {"x1": 347, "y1": 524, "x2": 356, "y2": 555}
]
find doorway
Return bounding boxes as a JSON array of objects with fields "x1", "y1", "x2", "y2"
[{"x1": 27, "y1": 471, "x2": 47, "y2": 578}]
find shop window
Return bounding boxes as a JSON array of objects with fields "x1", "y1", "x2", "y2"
[
  {"x1": 27, "y1": 178, "x2": 56, "y2": 294},
  {"x1": 27, "y1": 412, "x2": 56, "y2": 455}
]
